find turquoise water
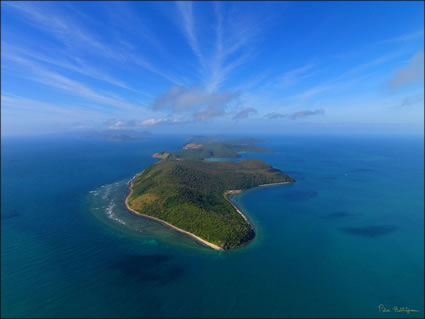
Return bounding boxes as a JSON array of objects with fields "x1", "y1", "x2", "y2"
[{"x1": 1, "y1": 135, "x2": 423, "y2": 318}]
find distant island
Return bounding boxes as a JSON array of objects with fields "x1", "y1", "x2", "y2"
[
  {"x1": 153, "y1": 140, "x2": 273, "y2": 161},
  {"x1": 125, "y1": 140, "x2": 295, "y2": 250},
  {"x1": 78, "y1": 129, "x2": 151, "y2": 142}
]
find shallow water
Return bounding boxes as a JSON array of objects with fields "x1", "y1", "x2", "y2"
[{"x1": 2, "y1": 134, "x2": 423, "y2": 317}]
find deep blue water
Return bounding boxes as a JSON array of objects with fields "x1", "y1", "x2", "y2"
[{"x1": 1, "y1": 134, "x2": 424, "y2": 318}]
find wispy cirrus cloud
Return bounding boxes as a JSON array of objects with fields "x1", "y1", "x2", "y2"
[
  {"x1": 276, "y1": 64, "x2": 315, "y2": 89},
  {"x1": 288, "y1": 51, "x2": 404, "y2": 103},
  {"x1": 102, "y1": 2, "x2": 167, "y2": 55},
  {"x1": 334, "y1": 30, "x2": 424, "y2": 61},
  {"x1": 227, "y1": 48, "x2": 414, "y2": 124},
  {"x1": 3, "y1": 2, "x2": 423, "y2": 136},
  {"x1": 292, "y1": 84, "x2": 333, "y2": 101},
  {"x1": 130, "y1": 54, "x2": 186, "y2": 86},
  {"x1": 2, "y1": 42, "x2": 138, "y2": 92},
  {"x1": 341, "y1": 50, "x2": 406, "y2": 78},
  {"x1": 175, "y1": 2, "x2": 270, "y2": 92},
  {"x1": 207, "y1": 3, "x2": 261, "y2": 91},
  {"x1": 375, "y1": 29, "x2": 424, "y2": 46},
  {"x1": 2, "y1": 94, "x2": 93, "y2": 117},
  {"x1": 3, "y1": 54, "x2": 145, "y2": 112},
  {"x1": 3, "y1": 1, "x2": 118, "y2": 58},
  {"x1": 4, "y1": 2, "x2": 185, "y2": 87},
  {"x1": 176, "y1": 1, "x2": 206, "y2": 75}
]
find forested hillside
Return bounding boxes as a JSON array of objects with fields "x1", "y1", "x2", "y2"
[{"x1": 127, "y1": 158, "x2": 294, "y2": 249}]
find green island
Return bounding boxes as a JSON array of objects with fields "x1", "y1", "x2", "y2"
[{"x1": 125, "y1": 140, "x2": 295, "y2": 250}]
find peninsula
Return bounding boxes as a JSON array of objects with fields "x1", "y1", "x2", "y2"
[{"x1": 126, "y1": 140, "x2": 295, "y2": 250}]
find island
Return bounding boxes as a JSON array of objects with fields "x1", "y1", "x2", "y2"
[{"x1": 125, "y1": 140, "x2": 295, "y2": 250}]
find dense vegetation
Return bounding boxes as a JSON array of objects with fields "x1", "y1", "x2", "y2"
[
  {"x1": 164, "y1": 142, "x2": 273, "y2": 160},
  {"x1": 128, "y1": 157, "x2": 294, "y2": 249}
]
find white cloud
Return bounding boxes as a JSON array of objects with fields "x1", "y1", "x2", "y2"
[
  {"x1": 193, "y1": 106, "x2": 227, "y2": 121},
  {"x1": 342, "y1": 51, "x2": 405, "y2": 78},
  {"x1": 3, "y1": 54, "x2": 146, "y2": 112},
  {"x1": 140, "y1": 118, "x2": 169, "y2": 126},
  {"x1": 2, "y1": 42, "x2": 137, "y2": 92},
  {"x1": 153, "y1": 86, "x2": 239, "y2": 114},
  {"x1": 3, "y1": 2, "x2": 118, "y2": 59},
  {"x1": 4, "y1": 2, "x2": 185, "y2": 87},
  {"x1": 105, "y1": 117, "x2": 183, "y2": 129},
  {"x1": 375, "y1": 30, "x2": 424, "y2": 46},
  {"x1": 291, "y1": 109, "x2": 325, "y2": 120},
  {"x1": 264, "y1": 112, "x2": 287, "y2": 120},
  {"x1": 232, "y1": 108, "x2": 257, "y2": 120},
  {"x1": 175, "y1": 2, "x2": 269, "y2": 92},
  {"x1": 388, "y1": 51, "x2": 424, "y2": 90},
  {"x1": 176, "y1": 2, "x2": 204, "y2": 69}
]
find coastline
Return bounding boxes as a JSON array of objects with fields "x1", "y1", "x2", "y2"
[
  {"x1": 125, "y1": 175, "x2": 292, "y2": 251},
  {"x1": 259, "y1": 181, "x2": 292, "y2": 187},
  {"x1": 125, "y1": 177, "x2": 224, "y2": 251},
  {"x1": 223, "y1": 182, "x2": 292, "y2": 246},
  {"x1": 223, "y1": 190, "x2": 253, "y2": 229}
]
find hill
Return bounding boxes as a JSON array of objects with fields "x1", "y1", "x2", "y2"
[
  {"x1": 154, "y1": 141, "x2": 272, "y2": 161},
  {"x1": 126, "y1": 157, "x2": 294, "y2": 249}
]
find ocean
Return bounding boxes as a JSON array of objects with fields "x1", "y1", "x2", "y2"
[{"x1": 1, "y1": 134, "x2": 423, "y2": 318}]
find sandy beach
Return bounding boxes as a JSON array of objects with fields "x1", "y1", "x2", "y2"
[
  {"x1": 223, "y1": 190, "x2": 253, "y2": 228},
  {"x1": 125, "y1": 177, "x2": 224, "y2": 251},
  {"x1": 259, "y1": 181, "x2": 292, "y2": 187}
]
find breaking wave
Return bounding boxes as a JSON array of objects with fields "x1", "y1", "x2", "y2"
[{"x1": 87, "y1": 180, "x2": 130, "y2": 228}]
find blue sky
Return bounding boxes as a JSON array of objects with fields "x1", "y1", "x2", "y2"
[{"x1": 2, "y1": 1, "x2": 424, "y2": 136}]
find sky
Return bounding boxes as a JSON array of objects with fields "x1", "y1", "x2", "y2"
[{"x1": 1, "y1": 1, "x2": 424, "y2": 136}]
